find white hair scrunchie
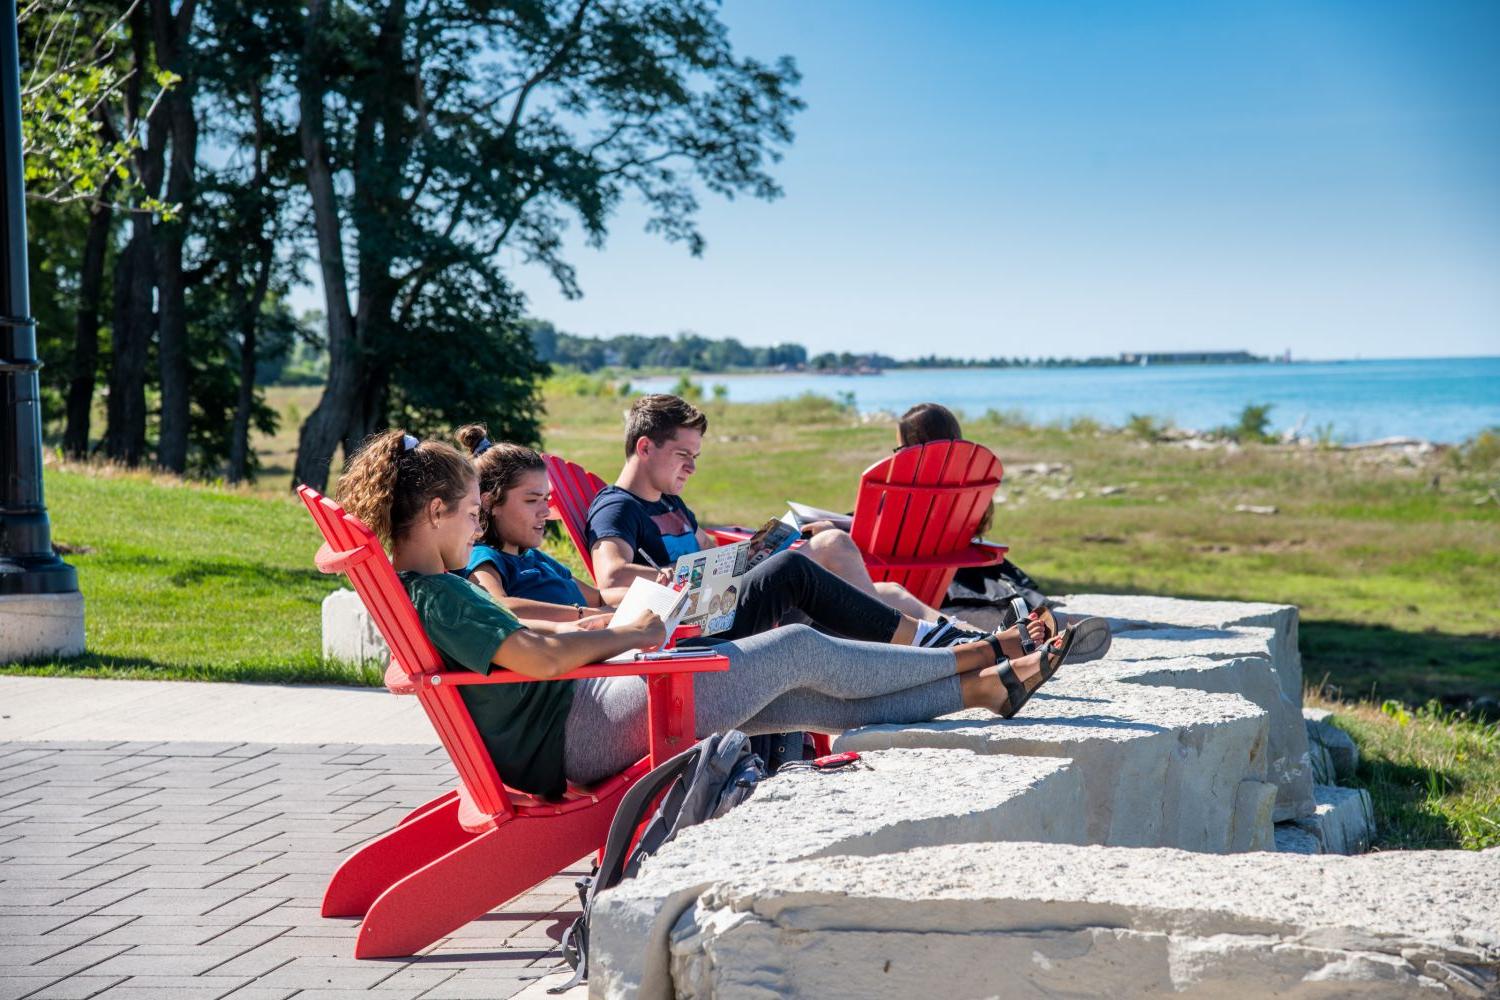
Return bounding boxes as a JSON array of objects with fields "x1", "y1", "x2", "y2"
[{"x1": 402, "y1": 434, "x2": 420, "y2": 451}]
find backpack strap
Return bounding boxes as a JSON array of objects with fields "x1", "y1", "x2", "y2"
[{"x1": 550, "y1": 742, "x2": 706, "y2": 994}]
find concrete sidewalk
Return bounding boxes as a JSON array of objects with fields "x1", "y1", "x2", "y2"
[
  {"x1": 1, "y1": 676, "x2": 437, "y2": 745},
  {"x1": 0, "y1": 677, "x2": 585, "y2": 1000}
]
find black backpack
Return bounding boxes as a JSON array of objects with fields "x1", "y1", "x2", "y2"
[
  {"x1": 943, "y1": 557, "x2": 1049, "y2": 630},
  {"x1": 550, "y1": 731, "x2": 765, "y2": 993}
]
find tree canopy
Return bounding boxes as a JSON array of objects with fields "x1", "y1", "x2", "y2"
[{"x1": 21, "y1": 0, "x2": 803, "y2": 487}]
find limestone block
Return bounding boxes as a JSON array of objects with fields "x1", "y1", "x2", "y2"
[
  {"x1": 1056, "y1": 594, "x2": 1304, "y2": 743},
  {"x1": 1295, "y1": 783, "x2": 1375, "y2": 855},
  {"x1": 1229, "y1": 780, "x2": 1277, "y2": 852},
  {"x1": 588, "y1": 749, "x2": 1083, "y2": 1000},
  {"x1": 1274, "y1": 822, "x2": 1322, "y2": 854},
  {"x1": 1306, "y1": 737, "x2": 1337, "y2": 784},
  {"x1": 667, "y1": 842, "x2": 1500, "y2": 999},
  {"x1": 833, "y1": 674, "x2": 1271, "y2": 853},
  {"x1": 1305, "y1": 707, "x2": 1361, "y2": 781},
  {"x1": 321, "y1": 588, "x2": 390, "y2": 665},
  {"x1": 0, "y1": 592, "x2": 85, "y2": 662},
  {"x1": 1096, "y1": 640, "x2": 1315, "y2": 822},
  {"x1": 1059, "y1": 593, "x2": 1314, "y2": 822}
]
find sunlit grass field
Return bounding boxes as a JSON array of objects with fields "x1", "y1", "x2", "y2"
[{"x1": 14, "y1": 380, "x2": 1499, "y2": 847}]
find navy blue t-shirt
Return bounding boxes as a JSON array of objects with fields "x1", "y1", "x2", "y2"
[
  {"x1": 585, "y1": 485, "x2": 700, "y2": 568},
  {"x1": 467, "y1": 544, "x2": 587, "y2": 607}
]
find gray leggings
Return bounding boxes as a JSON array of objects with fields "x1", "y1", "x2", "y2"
[{"x1": 563, "y1": 623, "x2": 963, "y2": 785}]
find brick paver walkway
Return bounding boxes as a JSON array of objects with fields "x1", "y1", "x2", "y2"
[{"x1": 0, "y1": 741, "x2": 583, "y2": 1000}]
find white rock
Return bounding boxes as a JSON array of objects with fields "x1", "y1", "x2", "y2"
[
  {"x1": 1274, "y1": 822, "x2": 1323, "y2": 854},
  {"x1": 321, "y1": 588, "x2": 391, "y2": 665},
  {"x1": 833, "y1": 674, "x2": 1272, "y2": 853},
  {"x1": 588, "y1": 749, "x2": 1082, "y2": 1000},
  {"x1": 1055, "y1": 596, "x2": 1313, "y2": 821},
  {"x1": 1295, "y1": 783, "x2": 1376, "y2": 855},
  {"x1": 1305, "y1": 707, "x2": 1361, "y2": 780},
  {"x1": 668, "y1": 843, "x2": 1500, "y2": 999},
  {"x1": 0, "y1": 592, "x2": 85, "y2": 661}
]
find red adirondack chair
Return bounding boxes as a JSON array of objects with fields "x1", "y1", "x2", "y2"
[
  {"x1": 298, "y1": 485, "x2": 729, "y2": 958},
  {"x1": 850, "y1": 439, "x2": 1008, "y2": 609},
  {"x1": 542, "y1": 453, "x2": 749, "y2": 575},
  {"x1": 541, "y1": 454, "x2": 608, "y2": 577}
]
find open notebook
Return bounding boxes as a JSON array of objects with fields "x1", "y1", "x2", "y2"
[{"x1": 602, "y1": 578, "x2": 691, "y2": 662}]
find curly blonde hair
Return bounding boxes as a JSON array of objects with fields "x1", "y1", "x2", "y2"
[
  {"x1": 455, "y1": 423, "x2": 547, "y2": 550},
  {"x1": 336, "y1": 430, "x2": 475, "y2": 548}
]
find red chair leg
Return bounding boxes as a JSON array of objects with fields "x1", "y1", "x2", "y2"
[
  {"x1": 352, "y1": 796, "x2": 623, "y2": 958},
  {"x1": 323, "y1": 796, "x2": 476, "y2": 918}
]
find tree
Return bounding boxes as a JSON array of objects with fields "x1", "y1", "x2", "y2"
[
  {"x1": 148, "y1": 0, "x2": 200, "y2": 473},
  {"x1": 290, "y1": 0, "x2": 803, "y2": 490},
  {"x1": 17, "y1": 0, "x2": 174, "y2": 458}
]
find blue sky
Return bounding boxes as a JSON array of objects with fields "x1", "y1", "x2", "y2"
[{"x1": 500, "y1": 1, "x2": 1500, "y2": 361}]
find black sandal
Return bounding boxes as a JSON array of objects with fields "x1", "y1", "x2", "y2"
[
  {"x1": 1013, "y1": 602, "x2": 1060, "y2": 654},
  {"x1": 982, "y1": 634, "x2": 1031, "y2": 718},
  {"x1": 985, "y1": 624, "x2": 1083, "y2": 719}
]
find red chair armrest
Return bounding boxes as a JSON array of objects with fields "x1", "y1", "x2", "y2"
[
  {"x1": 707, "y1": 526, "x2": 754, "y2": 545},
  {"x1": 669, "y1": 623, "x2": 702, "y2": 643},
  {"x1": 422, "y1": 653, "x2": 729, "y2": 686},
  {"x1": 315, "y1": 541, "x2": 375, "y2": 575},
  {"x1": 861, "y1": 541, "x2": 1008, "y2": 572}
]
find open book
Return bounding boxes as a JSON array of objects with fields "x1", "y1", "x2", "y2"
[
  {"x1": 602, "y1": 577, "x2": 691, "y2": 662},
  {"x1": 783, "y1": 500, "x2": 853, "y2": 532}
]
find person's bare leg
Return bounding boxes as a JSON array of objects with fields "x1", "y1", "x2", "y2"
[
  {"x1": 957, "y1": 648, "x2": 1048, "y2": 714},
  {"x1": 874, "y1": 581, "x2": 943, "y2": 621},
  {"x1": 803, "y1": 529, "x2": 945, "y2": 619}
]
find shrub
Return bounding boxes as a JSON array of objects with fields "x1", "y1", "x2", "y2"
[
  {"x1": 671, "y1": 375, "x2": 705, "y2": 402},
  {"x1": 983, "y1": 407, "x2": 1032, "y2": 430},
  {"x1": 1236, "y1": 402, "x2": 1275, "y2": 443},
  {"x1": 1453, "y1": 427, "x2": 1500, "y2": 471},
  {"x1": 1125, "y1": 413, "x2": 1168, "y2": 441}
]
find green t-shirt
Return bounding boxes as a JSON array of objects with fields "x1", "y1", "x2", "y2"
[{"x1": 400, "y1": 571, "x2": 575, "y2": 799}]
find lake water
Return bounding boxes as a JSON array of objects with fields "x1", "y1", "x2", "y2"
[{"x1": 633, "y1": 356, "x2": 1500, "y2": 444}]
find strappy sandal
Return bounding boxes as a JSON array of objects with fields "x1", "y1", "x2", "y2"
[
  {"x1": 985, "y1": 624, "x2": 1082, "y2": 719},
  {"x1": 1012, "y1": 601, "x2": 1060, "y2": 654},
  {"x1": 1056, "y1": 614, "x2": 1111, "y2": 664}
]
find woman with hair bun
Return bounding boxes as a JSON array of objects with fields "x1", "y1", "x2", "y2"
[{"x1": 335, "y1": 428, "x2": 1106, "y2": 799}]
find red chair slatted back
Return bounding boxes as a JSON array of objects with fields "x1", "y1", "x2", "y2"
[
  {"x1": 850, "y1": 440, "x2": 1003, "y2": 607},
  {"x1": 297, "y1": 486, "x2": 513, "y2": 824},
  {"x1": 542, "y1": 453, "x2": 607, "y2": 580}
]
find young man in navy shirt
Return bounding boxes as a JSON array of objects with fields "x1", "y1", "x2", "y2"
[{"x1": 586, "y1": 394, "x2": 945, "y2": 623}]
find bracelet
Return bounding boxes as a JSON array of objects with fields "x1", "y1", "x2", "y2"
[{"x1": 576, "y1": 604, "x2": 586, "y2": 619}]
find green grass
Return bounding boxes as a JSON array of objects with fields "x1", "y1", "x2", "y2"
[
  {"x1": 22, "y1": 465, "x2": 376, "y2": 685},
  {"x1": 1306, "y1": 694, "x2": 1500, "y2": 850},
  {"x1": 540, "y1": 390, "x2": 1500, "y2": 706},
  {"x1": 13, "y1": 384, "x2": 1500, "y2": 851}
]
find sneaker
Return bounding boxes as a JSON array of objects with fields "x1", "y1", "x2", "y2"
[{"x1": 918, "y1": 616, "x2": 990, "y2": 649}]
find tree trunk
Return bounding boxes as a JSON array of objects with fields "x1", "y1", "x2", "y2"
[
  {"x1": 227, "y1": 81, "x2": 272, "y2": 486},
  {"x1": 291, "y1": 0, "x2": 361, "y2": 491},
  {"x1": 105, "y1": 219, "x2": 153, "y2": 466},
  {"x1": 103, "y1": 4, "x2": 164, "y2": 467},
  {"x1": 225, "y1": 254, "x2": 268, "y2": 484},
  {"x1": 152, "y1": 0, "x2": 199, "y2": 473},
  {"x1": 63, "y1": 194, "x2": 113, "y2": 458}
]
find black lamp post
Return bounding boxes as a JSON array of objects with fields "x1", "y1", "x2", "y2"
[{"x1": 0, "y1": 2, "x2": 77, "y2": 597}]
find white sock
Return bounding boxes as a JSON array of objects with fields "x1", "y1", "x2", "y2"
[{"x1": 910, "y1": 619, "x2": 940, "y2": 646}]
